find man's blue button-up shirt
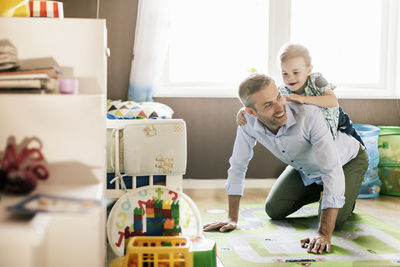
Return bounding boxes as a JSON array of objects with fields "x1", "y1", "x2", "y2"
[{"x1": 226, "y1": 102, "x2": 360, "y2": 209}]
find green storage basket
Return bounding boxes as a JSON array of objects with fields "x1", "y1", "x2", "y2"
[{"x1": 378, "y1": 126, "x2": 400, "y2": 196}]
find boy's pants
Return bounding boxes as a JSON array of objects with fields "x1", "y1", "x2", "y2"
[{"x1": 265, "y1": 145, "x2": 369, "y2": 227}]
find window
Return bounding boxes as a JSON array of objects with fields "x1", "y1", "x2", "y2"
[
  {"x1": 156, "y1": 0, "x2": 400, "y2": 98},
  {"x1": 156, "y1": 0, "x2": 269, "y2": 97},
  {"x1": 290, "y1": 0, "x2": 396, "y2": 98}
]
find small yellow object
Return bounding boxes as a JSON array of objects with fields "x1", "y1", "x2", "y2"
[
  {"x1": 162, "y1": 199, "x2": 172, "y2": 209},
  {"x1": 248, "y1": 67, "x2": 257, "y2": 73},
  {"x1": 0, "y1": 0, "x2": 30, "y2": 17}
]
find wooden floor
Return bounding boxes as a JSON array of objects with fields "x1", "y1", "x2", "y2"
[{"x1": 183, "y1": 179, "x2": 400, "y2": 230}]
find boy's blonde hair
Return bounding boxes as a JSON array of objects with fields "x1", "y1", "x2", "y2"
[{"x1": 278, "y1": 43, "x2": 312, "y2": 67}]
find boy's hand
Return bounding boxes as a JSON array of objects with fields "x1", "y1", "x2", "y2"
[
  {"x1": 284, "y1": 94, "x2": 305, "y2": 104},
  {"x1": 236, "y1": 107, "x2": 247, "y2": 126}
]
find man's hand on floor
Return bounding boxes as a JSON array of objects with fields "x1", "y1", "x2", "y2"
[
  {"x1": 203, "y1": 218, "x2": 237, "y2": 232},
  {"x1": 300, "y1": 234, "x2": 332, "y2": 254}
]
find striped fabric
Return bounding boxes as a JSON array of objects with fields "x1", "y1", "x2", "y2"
[{"x1": 29, "y1": 1, "x2": 63, "y2": 18}]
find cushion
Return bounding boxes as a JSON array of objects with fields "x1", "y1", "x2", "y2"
[{"x1": 107, "y1": 100, "x2": 174, "y2": 119}]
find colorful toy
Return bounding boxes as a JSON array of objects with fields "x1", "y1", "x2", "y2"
[
  {"x1": 109, "y1": 236, "x2": 193, "y2": 267},
  {"x1": 107, "y1": 185, "x2": 216, "y2": 267}
]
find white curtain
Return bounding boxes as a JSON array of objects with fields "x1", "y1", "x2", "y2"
[{"x1": 127, "y1": 0, "x2": 172, "y2": 102}]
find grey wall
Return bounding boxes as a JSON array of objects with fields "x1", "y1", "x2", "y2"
[
  {"x1": 156, "y1": 97, "x2": 400, "y2": 179},
  {"x1": 64, "y1": 2, "x2": 400, "y2": 179},
  {"x1": 63, "y1": 0, "x2": 138, "y2": 100}
]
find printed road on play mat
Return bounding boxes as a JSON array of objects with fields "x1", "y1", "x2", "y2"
[{"x1": 200, "y1": 203, "x2": 400, "y2": 267}]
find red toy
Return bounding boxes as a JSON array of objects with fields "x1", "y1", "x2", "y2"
[{"x1": 0, "y1": 143, "x2": 49, "y2": 194}]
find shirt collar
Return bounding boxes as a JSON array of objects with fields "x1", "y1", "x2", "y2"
[{"x1": 285, "y1": 102, "x2": 296, "y2": 129}]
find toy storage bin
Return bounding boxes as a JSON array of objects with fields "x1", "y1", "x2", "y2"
[
  {"x1": 378, "y1": 126, "x2": 400, "y2": 196},
  {"x1": 353, "y1": 124, "x2": 381, "y2": 198},
  {"x1": 123, "y1": 236, "x2": 193, "y2": 267}
]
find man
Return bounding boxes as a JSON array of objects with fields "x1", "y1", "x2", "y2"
[{"x1": 203, "y1": 74, "x2": 368, "y2": 254}]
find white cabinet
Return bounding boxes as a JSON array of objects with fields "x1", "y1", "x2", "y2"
[{"x1": 0, "y1": 17, "x2": 107, "y2": 267}]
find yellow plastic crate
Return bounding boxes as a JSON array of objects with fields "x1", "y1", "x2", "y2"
[{"x1": 123, "y1": 236, "x2": 193, "y2": 267}]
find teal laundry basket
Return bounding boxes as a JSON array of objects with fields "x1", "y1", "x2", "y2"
[{"x1": 353, "y1": 124, "x2": 381, "y2": 198}]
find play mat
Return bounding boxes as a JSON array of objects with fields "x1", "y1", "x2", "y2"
[{"x1": 201, "y1": 203, "x2": 400, "y2": 266}]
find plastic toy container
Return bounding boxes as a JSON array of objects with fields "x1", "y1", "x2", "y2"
[
  {"x1": 123, "y1": 236, "x2": 193, "y2": 267},
  {"x1": 353, "y1": 124, "x2": 381, "y2": 198},
  {"x1": 378, "y1": 126, "x2": 400, "y2": 196}
]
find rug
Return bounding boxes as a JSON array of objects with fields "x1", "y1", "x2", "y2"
[{"x1": 200, "y1": 203, "x2": 400, "y2": 267}]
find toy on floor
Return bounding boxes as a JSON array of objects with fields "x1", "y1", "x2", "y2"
[
  {"x1": 107, "y1": 185, "x2": 216, "y2": 267},
  {"x1": 110, "y1": 236, "x2": 193, "y2": 267}
]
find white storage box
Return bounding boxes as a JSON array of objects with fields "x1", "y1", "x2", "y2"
[{"x1": 106, "y1": 119, "x2": 186, "y2": 198}]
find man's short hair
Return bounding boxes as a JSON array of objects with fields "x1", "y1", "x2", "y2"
[
  {"x1": 279, "y1": 42, "x2": 312, "y2": 67},
  {"x1": 238, "y1": 73, "x2": 272, "y2": 107}
]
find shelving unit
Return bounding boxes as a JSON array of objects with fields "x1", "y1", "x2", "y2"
[{"x1": 0, "y1": 17, "x2": 107, "y2": 267}]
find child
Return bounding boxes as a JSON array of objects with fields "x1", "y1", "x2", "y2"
[{"x1": 236, "y1": 42, "x2": 364, "y2": 146}]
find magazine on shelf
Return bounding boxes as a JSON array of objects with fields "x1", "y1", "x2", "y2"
[
  {"x1": 0, "y1": 73, "x2": 50, "y2": 80},
  {"x1": 18, "y1": 57, "x2": 61, "y2": 74},
  {"x1": 0, "y1": 78, "x2": 58, "y2": 90},
  {"x1": 0, "y1": 68, "x2": 59, "y2": 79}
]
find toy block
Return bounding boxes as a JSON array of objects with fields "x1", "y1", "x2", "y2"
[
  {"x1": 146, "y1": 218, "x2": 155, "y2": 227},
  {"x1": 172, "y1": 215, "x2": 179, "y2": 225},
  {"x1": 162, "y1": 209, "x2": 171, "y2": 218},
  {"x1": 147, "y1": 222, "x2": 160, "y2": 228},
  {"x1": 154, "y1": 199, "x2": 163, "y2": 209},
  {"x1": 133, "y1": 219, "x2": 142, "y2": 230},
  {"x1": 162, "y1": 200, "x2": 172, "y2": 209},
  {"x1": 147, "y1": 227, "x2": 162, "y2": 236},
  {"x1": 154, "y1": 206, "x2": 162, "y2": 212},
  {"x1": 146, "y1": 199, "x2": 155, "y2": 208},
  {"x1": 171, "y1": 200, "x2": 179, "y2": 217},
  {"x1": 134, "y1": 207, "x2": 142, "y2": 215},
  {"x1": 146, "y1": 208, "x2": 155, "y2": 218},
  {"x1": 163, "y1": 218, "x2": 175, "y2": 230}
]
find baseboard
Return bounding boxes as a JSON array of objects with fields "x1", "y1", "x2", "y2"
[{"x1": 183, "y1": 178, "x2": 277, "y2": 189}]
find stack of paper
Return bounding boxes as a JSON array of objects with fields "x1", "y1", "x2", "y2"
[{"x1": 0, "y1": 57, "x2": 62, "y2": 91}]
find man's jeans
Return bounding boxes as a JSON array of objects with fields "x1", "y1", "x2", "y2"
[{"x1": 265, "y1": 145, "x2": 369, "y2": 227}]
